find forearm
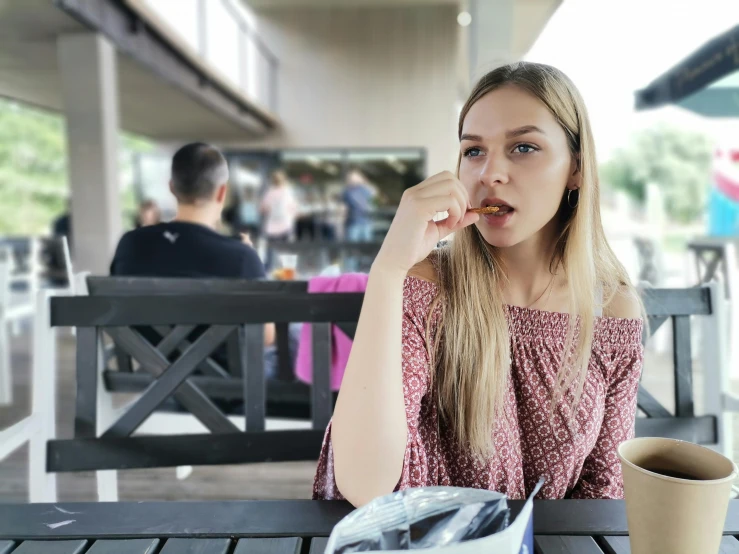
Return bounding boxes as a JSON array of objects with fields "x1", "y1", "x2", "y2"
[{"x1": 331, "y1": 265, "x2": 409, "y2": 505}]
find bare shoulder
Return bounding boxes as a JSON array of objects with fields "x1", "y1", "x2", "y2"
[
  {"x1": 603, "y1": 286, "x2": 643, "y2": 320},
  {"x1": 407, "y1": 257, "x2": 439, "y2": 284}
]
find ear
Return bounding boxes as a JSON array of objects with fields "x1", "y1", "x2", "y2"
[
  {"x1": 568, "y1": 156, "x2": 581, "y2": 191},
  {"x1": 216, "y1": 183, "x2": 228, "y2": 203},
  {"x1": 168, "y1": 180, "x2": 180, "y2": 201}
]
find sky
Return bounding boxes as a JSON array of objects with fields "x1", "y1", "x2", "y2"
[{"x1": 525, "y1": 0, "x2": 739, "y2": 159}]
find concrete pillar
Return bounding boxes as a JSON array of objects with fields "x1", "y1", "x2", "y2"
[
  {"x1": 468, "y1": 0, "x2": 515, "y2": 82},
  {"x1": 57, "y1": 33, "x2": 122, "y2": 275}
]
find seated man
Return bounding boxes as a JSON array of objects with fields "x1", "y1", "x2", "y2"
[
  {"x1": 110, "y1": 142, "x2": 275, "y2": 357},
  {"x1": 111, "y1": 142, "x2": 265, "y2": 282}
]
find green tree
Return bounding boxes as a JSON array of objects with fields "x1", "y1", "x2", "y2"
[
  {"x1": 600, "y1": 125, "x2": 713, "y2": 224},
  {"x1": 0, "y1": 99, "x2": 152, "y2": 235}
]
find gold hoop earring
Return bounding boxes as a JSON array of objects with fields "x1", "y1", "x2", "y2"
[{"x1": 567, "y1": 188, "x2": 579, "y2": 208}]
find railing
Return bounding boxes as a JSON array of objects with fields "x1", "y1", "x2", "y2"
[
  {"x1": 219, "y1": 0, "x2": 279, "y2": 113},
  {"x1": 133, "y1": 0, "x2": 279, "y2": 114}
]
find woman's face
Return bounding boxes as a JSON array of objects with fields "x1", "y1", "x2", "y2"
[
  {"x1": 458, "y1": 85, "x2": 578, "y2": 249},
  {"x1": 140, "y1": 206, "x2": 159, "y2": 226}
]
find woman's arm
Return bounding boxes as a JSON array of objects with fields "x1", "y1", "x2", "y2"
[
  {"x1": 331, "y1": 266, "x2": 409, "y2": 506},
  {"x1": 571, "y1": 292, "x2": 644, "y2": 499},
  {"x1": 331, "y1": 172, "x2": 478, "y2": 506}
]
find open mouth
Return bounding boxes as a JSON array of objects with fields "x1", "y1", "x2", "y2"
[{"x1": 472, "y1": 200, "x2": 514, "y2": 217}]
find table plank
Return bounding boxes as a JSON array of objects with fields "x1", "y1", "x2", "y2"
[
  {"x1": 535, "y1": 536, "x2": 604, "y2": 553},
  {"x1": 0, "y1": 542, "x2": 13, "y2": 554},
  {"x1": 601, "y1": 535, "x2": 739, "y2": 554},
  {"x1": 160, "y1": 539, "x2": 230, "y2": 554},
  {"x1": 0, "y1": 502, "x2": 353, "y2": 540},
  {"x1": 721, "y1": 536, "x2": 739, "y2": 553},
  {"x1": 3, "y1": 501, "x2": 739, "y2": 540},
  {"x1": 600, "y1": 536, "x2": 631, "y2": 554},
  {"x1": 309, "y1": 538, "x2": 329, "y2": 554},
  {"x1": 233, "y1": 538, "x2": 302, "y2": 554},
  {"x1": 13, "y1": 541, "x2": 88, "y2": 554},
  {"x1": 87, "y1": 539, "x2": 160, "y2": 554}
]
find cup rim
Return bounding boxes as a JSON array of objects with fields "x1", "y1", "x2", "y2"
[{"x1": 618, "y1": 437, "x2": 738, "y2": 485}]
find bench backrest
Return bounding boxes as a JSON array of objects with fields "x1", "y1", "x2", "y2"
[
  {"x1": 637, "y1": 286, "x2": 720, "y2": 446},
  {"x1": 47, "y1": 291, "x2": 361, "y2": 473},
  {"x1": 46, "y1": 285, "x2": 722, "y2": 474}
]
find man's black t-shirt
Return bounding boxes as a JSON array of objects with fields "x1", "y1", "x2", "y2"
[
  {"x1": 109, "y1": 222, "x2": 266, "y2": 400},
  {"x1": 110, "y1": 221, "x2": 265, "y2": 279}
]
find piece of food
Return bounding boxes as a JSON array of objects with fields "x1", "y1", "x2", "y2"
[{"x1": 469, "y1": 206, "x2": 500, "y2": 214}]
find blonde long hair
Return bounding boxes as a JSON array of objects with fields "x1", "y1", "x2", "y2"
[{"x1": 431, "y1": 62, "x2": 641, "y2": 458}]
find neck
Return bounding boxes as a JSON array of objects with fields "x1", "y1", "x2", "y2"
[
  {"x1": 498, "y1": 224, "x2": 560, "y2": 308},
  {"x1": 173, "y1": 204, "x2": 219, "y2": 230}
]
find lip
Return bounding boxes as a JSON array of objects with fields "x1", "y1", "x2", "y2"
[
  {"x1": 480, "y1": 197, "x2": 513, "y2": 209},
  {"x1": 478, "y1": 198, "x2": 514, "y2": 228},
  {"x1": 481, "y1": 210, "x2": 514, "y2": 228}
]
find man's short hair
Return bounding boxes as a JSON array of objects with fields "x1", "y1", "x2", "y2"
[{"x1": 170, "y1": 142, "x2": 229, "y2": 203}]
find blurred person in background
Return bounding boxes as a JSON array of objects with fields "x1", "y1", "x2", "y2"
[
  {"x1": 51, "y1": 199, "x2": 72, "y2": 247},
  {"x1": 261, "y1": 169, "x2": 298, "y2": 269},
  {"x1": 48, "y1": 199, "x2": 72, "y2": 286},
  {"x1": 236, "y1": 186, "x2": 262, "y2": 240},
  {"x1": 295, "y1": 173, "x2": 322, "y2": 240},
  {"x1": 134, "y1": 199, "x2": 161, "y2": 228},
  {"x1": 111, "y1": 142, "x2": 266, "y2": 283},
  {"x1": 324, "y1": 190, "x2": 345, "y2": 241},
  {"x1": 109, "y1": 142, "x2": 275, "y2": 393},
  {"x1": 342, "y1": 169, "x2": 377, "y2": 243}
]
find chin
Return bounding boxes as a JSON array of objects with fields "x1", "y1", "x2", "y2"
[{"x1": 474, "y1": 224, "x2": 520, "y2": 248}]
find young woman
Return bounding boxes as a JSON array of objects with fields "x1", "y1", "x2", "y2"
[
  {"x1": 260, "y1": 170, "x2": 298, "y2": 269},
  {"x1": 314, "y1": 62, "x2": 645, "y2": 506}
]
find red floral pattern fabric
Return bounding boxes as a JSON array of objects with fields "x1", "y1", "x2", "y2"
[{"x1": 313, "y1": 275, "x2": 643, "y2": 500}]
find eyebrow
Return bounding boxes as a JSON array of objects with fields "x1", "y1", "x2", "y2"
[{"x1": 460, "y1": 125, "x2": 546, "y2": 142}]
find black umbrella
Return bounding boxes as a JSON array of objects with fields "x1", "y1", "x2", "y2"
[{"x1": 635, "y1": 24, "x2": 739, "y2": 117}]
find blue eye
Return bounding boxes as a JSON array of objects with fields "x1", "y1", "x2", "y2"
[
  {"x1": 514, "y1": 144, "x2": 537, "y2": 154},
  {"x1": 464, "y1": 147, "x2": 482, "y2": 157}
]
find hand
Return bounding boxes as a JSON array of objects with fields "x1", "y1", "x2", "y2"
[
  {"x1": 240, "y1": 233, "x2": 253, "y2": 247},
  {"x1": 373, "y1": 171, "x2": 479, "y2": 276}
]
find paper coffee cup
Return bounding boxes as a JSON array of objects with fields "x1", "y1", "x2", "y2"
[{"x1": 618, "y1": 437, "x2": 737, "y2": 554}]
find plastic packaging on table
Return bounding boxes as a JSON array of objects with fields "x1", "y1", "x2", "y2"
[{"x1": 324, "y1": 480, "x2": 544, "y2": 553}]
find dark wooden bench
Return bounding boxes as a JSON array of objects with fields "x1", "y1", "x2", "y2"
[
  {"x1": 47, "y1": 291, "x2": 362, "y2": 474},
  {"x1": 45, "y1": 285, "x2": 722, "y2": 492},
  {"x1": 637, "y1": 285, "x2": 721, "y2": 447},
  {"x1": 87, "y1": 276, "x2": 335, "y2": 419}
]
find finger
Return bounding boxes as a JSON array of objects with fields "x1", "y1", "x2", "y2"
[
  {"x1": 414, "y1": 174, "x2": 462, "y2": 198},
  {"x1": 447, "y1": 185, "x2": 468, "y2": 229},
  {"x1": 454, "y1": 211, "x2": 480, "y2": 230},
  {"x1": 454, "y1": 178, "x2": 472, "y2": 210},
  {"x1": 436, "y1": 211, "x2": 479, "y2": 240},
  {"x1": 416, "y1": 177, "x2": 471, "y2": 215},
  {"x1": 412, "y1": 170, "x2": 457, "y2": 193},
  {"x1": 429, "y1": 194, "x2": 466, "y2": 232},
  {"x1": 415, "y1": 194, "x2": 464, "y2": 222}
]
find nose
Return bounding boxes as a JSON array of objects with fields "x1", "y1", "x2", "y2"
[{"x1": 479, "y1": 154, "x2": 509, "y2": 188}]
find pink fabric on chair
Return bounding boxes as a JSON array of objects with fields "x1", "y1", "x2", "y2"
[{"x1": 295, "y1": 273, "x2": 369, "y2": 391}]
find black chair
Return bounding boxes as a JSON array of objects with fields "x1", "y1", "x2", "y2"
[
  {"x1": 87, "y1": 276, "x2": 326, "y2": 418},
  {"x1": 46, "y1": 285, "x2": 723, "y2": 484},
  {"x1": 636, "y1": 285, "x2": 720, "y2": 446},
  {"x1": 47, "y1": 291, "x2": 362, "y2": 475}
]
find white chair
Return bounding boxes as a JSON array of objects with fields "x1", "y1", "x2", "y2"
[
  {"x1": 0, "y1": 288, "x2": 58, "y2": 502},
  {"x1": 0, "y1": 237, "x2": 73, "y2": 405},
  {"x1": 700, "y1": 281, "x2": 734, "y2": 460}
]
